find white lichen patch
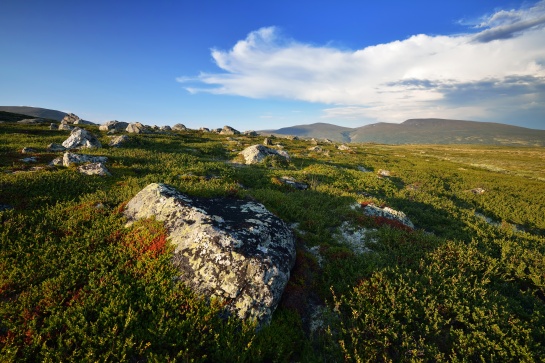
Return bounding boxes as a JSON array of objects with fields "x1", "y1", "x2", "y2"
[{"x1": 335, "y1": 221, "x2": 376, "y2": 255}]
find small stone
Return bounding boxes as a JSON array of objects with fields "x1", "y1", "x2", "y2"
[
  {"x1": 21, "y1": 147, "x2": 37, "y2": 154},
  {"x1": 378, "y1": 169, "x2": 391, "y2": 177}
]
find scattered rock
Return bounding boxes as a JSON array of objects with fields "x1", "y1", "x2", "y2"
[
  {"x1": 159, "y1": 125, "x2": 172, "y2": 132},
  {"x1": 172, "y1": 123, "x2": 187, "y2": 131},
  {"x1": 49, "y1": 157, "x2": 63, "y2": 166},
  {"x1": 263, "y1": 138, "x2": 273, "y2": 146},
  {"x1": 471, "y1": 188, "x2": 486, "y2": 195},
  {"x1": 126, "y1": 122, "x2": 150, "y2": 134},
  {"x1": 49, "y1": 123, "x2": 59, "y2": 130},
  {"x1": 62, "y1": 127, "x2": 102, "y2": 149},
  {"x1": 123, "y1": 183, "x2": 296, "y2": 326},
  {"x1": 322, "y1": 139, "x2": 333, "y2": 144},
  {"x1": 378, "y1": 169, "x2": 391, "y2": 177},
  {"x1": 58, "y1": 123, "x2": 74, "y2": 131},
  {"x1": 335, "y1": 221, "x2": 376, "y2": 255},
  {"x1": 220, "y1": 125, "x2": 241, "y2": 135},
  {"x1": 99, "y1": 120, "x2": 129, "y2": 132},
  {"x1": 62, "y1": 152, "x2": 108, "y2": 167},
  {"x1": 78, "y1": 162, "x2": 111, "y2": 176},
  {"x1": 47, "y1": 143, "x2": 66, "y2": 152},
  {"x1": 239, "y1": 145, "x2": 290, "y2": 165},
  {"x1": 20, "y1": 157, "x2": 37, "y2": 163},
  {"x1": 244, "y1": 130, "x2": 258, "y2": 136},
  {"x1": 74, "y1": 119, "x2": 96, "y2": 125},
  {"x1": 361, "y1": 203, "x2": 414, "y2": 229},
  {"x1": 108, "y1": 135, "x2": 130, "y2": 147},
  {"x1": 337, "y1": 144, "x2": 351, "y2": 151},
  {"x1": 21, "y1": 147, "x2": 37, "y2": 154},
  {"x1": 199, "y1": 127, "x2": 210, "y2": 132},
  {"x1": 277, "y1": 176, "x2": 308, "y2": 190},
  {"x1": 61, "y1": 113, "x2": 81, "y2": 124},
  {"x1": 310, "y1": 138, "x2": 319, "y2": 145},
  {"x1": 286, "y1": 135, "x2": 299, "y2": 141},
  {"x1": 308, "y1": 146, "x2": 323, "y2": 153}
]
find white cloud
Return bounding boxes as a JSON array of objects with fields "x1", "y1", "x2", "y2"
[{"x1": 178, "y1": 1, "x2": 545, "y2": 124}]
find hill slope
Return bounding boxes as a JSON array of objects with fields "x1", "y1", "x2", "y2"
[
  {"x1": 264, "y1": 118, "x2": 545, "y2": 146},
  {"x1": 0, "y1": 106, "x2": 67, "y2": 121}
]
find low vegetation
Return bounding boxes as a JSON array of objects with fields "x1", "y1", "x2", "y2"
[{"x1": 1, "y1": 122, "x2": 545, "y2": 361}]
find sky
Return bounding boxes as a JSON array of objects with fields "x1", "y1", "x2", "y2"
[{"x1": 1, "y1": 0, "x2": 544, "y2": 131}]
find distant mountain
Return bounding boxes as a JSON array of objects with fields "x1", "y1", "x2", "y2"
[
  {"x1": 263, "y1": 118, "x2": 545, "y2": 146},
  {"x1": 0, "y1": 106, "x2": 67, "y2": 121}
]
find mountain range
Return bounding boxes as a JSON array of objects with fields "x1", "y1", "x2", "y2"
[
  {"x1": 2, "y1": 106, "x2": 544, "y2": 146},
  {"x1": 263, "y1": 119, "x2": 545, "y2": 146}
]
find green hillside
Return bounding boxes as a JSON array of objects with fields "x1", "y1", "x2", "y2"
[{"x1": 1, "y1": 122, "x2": 545, "y2": 361}]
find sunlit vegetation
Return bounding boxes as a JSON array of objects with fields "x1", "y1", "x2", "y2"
[{"x1": 1, "y1": 122, "x2": 545, "y2": 361}]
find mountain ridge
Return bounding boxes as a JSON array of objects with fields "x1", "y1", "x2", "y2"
[{"x1": 264, "y1": 118, "x2": 545, "y2": 146}]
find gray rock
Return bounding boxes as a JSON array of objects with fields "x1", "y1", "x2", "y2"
[
  {"x1": 62, "y1": 127, "x2": 102, "y2": 149},
  {"x1": 220, "y1": 125, "x2": 240, "y2": 135},
  {"x1": 47, "y1": 143, "x2": 66, "y2": 152},
  {"x1": 172, "y1": 123, "x2": 187, "y2": 131},
  {"x1": 126, "y1": 122, "x2": 150, "y2": 134},
  {"x1": 20, "y1": 157, "x2": 37, "y2": 163},
  {"x1": 263, "y1": 138, "x2": 273, "y2": 146},
  {"x1": 49, "y1": 123, "x2": 59, "y2": 130},
  {"x1": 61, "y1": 113, "x2": 81, "y2": 124},
  {"x1": 21, "y1": 147, "x2": 37, "y2": 154},
  {"x1": 78, "y1": 162, "x2": 111, "y2": 176},
  {"x1": 159, "y1": 125, "x2": 172, "y2": 131},
  {"x1": 199, "y1": 127, "x2": 210, "y2": 132},
  {"x1": 361, "y1": 203, "x2": 414, "y2": 229},
  {"x1": 49, "y1": 157, "x2": 63, "y2": 166},
  {"x1": 62, "y1": 152, "x2": 108, "y2": 167},
  {"x1": 244, "y1": 130, "x2": 258, "y2": 136},
  {"x1": 99, "y1": 120, "x2": 129, "y2": 132},
  {"x1": 73, "y1": 119, "x2": 96, "y2": 125},
  {"x1": 378, "y1": 169, "x2": 391, "y2": 177},
  {"x1": 108, "y1": 135, "x2": 130, "y2": 147},
  {"x1": 471, "y1": 188, "x2": 486, "y2": 195},
  {"x1": 337, "y1": 144, "x2": 351, "y2": 151},
  {"x1": 278, "y1": 176, "x2": 308, "y2": 190},
  {"x1": 240, "y1": 145, "x2": 290, "y2": 165},
  {"x1": 123, "y1": 183, "x2": 296, "y2": 326},
  {"x1": 308, "y1": 146, "x2": 323, "y2": 153},
  {"x1": 58, "y1": 123, "x2": 74, "y2": 131}
]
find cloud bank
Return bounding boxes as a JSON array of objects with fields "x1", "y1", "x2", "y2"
[{"x1": 178, "y1": 1, "x2": 545, "y2": 125}]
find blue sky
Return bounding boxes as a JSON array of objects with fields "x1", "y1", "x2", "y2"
[{"x1": 1, "y1": 0, "x2": 544, "y2": 130}]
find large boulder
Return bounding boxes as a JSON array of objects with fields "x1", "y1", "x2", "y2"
[
  {"x1": 240, "y1": 145, "x2": 290, "y2": 165},
  {"x1": 61, "y1": 113, "x2": 81, "y2": 124},
  {"x1": 78, "y1": 162, "x2": 110, "y2": 176},
  {"x1": 126, "y1": 122, "x2": 150, "y2": 134},
  {"x1": 62, "y1": 127, "x2": 102, "y2": 149},
  {"x1": 172, "y1": 123, "x2": 187, "y2": 131},
  {"x1": 62, "y1": 152, "x2": 108, "y2": 167},
  {"x1": 99, "y1": 120, "x2": 129, "y2": 132},
  {"x1": 123, "y1": 183, "x2": 296, "y2": 326},
  {"x1": 220, "y1": 125, "x2": 240, "y2": 135},
  {"x1": 108, "y1": 135, "x2": 130, "y2": 147}
]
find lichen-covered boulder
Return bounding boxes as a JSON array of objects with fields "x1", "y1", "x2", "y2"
[
  {"x1": 123, "y1": 183, "x2": 296, "y2": 326},
  {"x1": 220, "y1": 125, "x2": 240, "y2": 135},
  {"x1": 62, "y1": 152, "x2": 108, "y2": 167},
  {"x1": 62, "y1": 127, "x2": 102, "y2": 149},
  {"x1": 239, "y1": 145, "x2": 290, "y2": 165},
  {"x1": 361, "y1": 203, "x2": 414, "y2": 229},
  {"x1": 126, "y1": 122, "x2": 150, "y2": 134},
  {"x1": 99, "y1": 120, "x2": 129, "y2": 132},
  {"x1": 172, "y1": 123, "x2": 187, "y2": 131},
  {"x1": 78, "y1": 162, "x2": 111, "y2": 176},
  {"x1": 108, "y1": 135, "x2": 130, "y2": 147}
]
